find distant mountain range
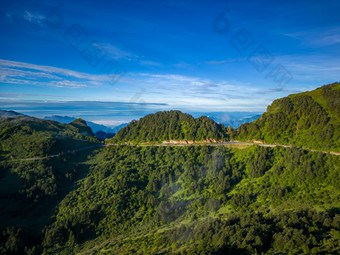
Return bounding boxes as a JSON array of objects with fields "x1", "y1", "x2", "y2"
[
  {"x1": 43, "y1": 115, "x2": 129, "y2": 138},
  {"x1": 220, "y1": 115, "x2": 261, "y2": 128},
  {"x1": 0, "y1": 110, "x2": 24, "y2": 118},
  {"x1": 190, "y1": 112, "x2": 262, "y2": 128},
  {"x1": 0, "y1": 111, "x2": 128, "y2": 140},
  {"x1": 1, "y1": 110, "x2": 260, "y2": 134}
]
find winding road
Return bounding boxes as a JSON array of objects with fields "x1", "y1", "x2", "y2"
[{"x1": 7, "y1": 141, "x2": 339, "y2": 162}]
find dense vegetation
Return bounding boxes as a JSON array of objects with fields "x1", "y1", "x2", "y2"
[
  {"x1": 0, "y1": 149, "x2": 100, "y2": 255},
  {"x1": 110, "y1": 110, "x2": 228, "y2": 143},
  {"x1": 0, "y1": 116, "x2": 99, "y2": 160},
  {"x1": 0, "y1": 115, "x2": 101, "y2": 255},
  {"x1": 39, "y1": 145, "x2": 339, "y2": 254},
  {"x1": 235, "y1": 83, "x2": 340, "y2": 152},
  {"x1": 1, "y1": 83, "x2": 339, "y2": 254}
]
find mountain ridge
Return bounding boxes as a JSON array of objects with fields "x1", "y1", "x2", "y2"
[
  {"x1": 0, "y1": 83, "x2": 339, "y2": 254},
  {"x1": 0, "y1": 110, "x2": 24, "y2": 118},
  {"x1": 235, "y1": 82, "x2": 340, "y2": 152},
  {"x1": 43, "y1": 115, "x2": 129, "y2": 135},
  {"x1": 109, "y1": 110, "x2": 228, "y2": 144}
]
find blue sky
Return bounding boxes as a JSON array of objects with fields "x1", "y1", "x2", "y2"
[{"x1": 0, "y1": 0, "x2": 339, "y2": 125}]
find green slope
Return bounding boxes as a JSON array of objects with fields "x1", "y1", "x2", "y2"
[
  {"x1": 1, "y1": 83, "x2": 339, "y2": 255},
  {"x1": 109, "y1": 110, "x2": 228, "y2": 144},
  {"x1": 41, "y1": 145, "x2": 340, "y2": 254},
  {"x1": 0, "y1": 115, "x2": 101, "y2": 255},
  {"x1": 236, "y1": 82, "x2": 340, "y2": 152},
  {"x1": 0, "y1": 116, "x2": 99, "y2": 160}
]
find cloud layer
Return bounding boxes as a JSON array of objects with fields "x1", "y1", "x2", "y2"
[
  {"x1": 0, "y1": 59, "x2": 119, "y2": 88},
  {"x1": 0, "y1": 58, "x2": 296, "y2": 112}
]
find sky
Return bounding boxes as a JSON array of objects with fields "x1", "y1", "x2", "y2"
[{"x1": 0, "y1": 0, "x2": 339, "y2": 126}]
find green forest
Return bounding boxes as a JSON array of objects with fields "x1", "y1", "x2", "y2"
[
  {"x1": 0, "y1": 83, "x2": 339, "y2": 254},
  {"x1": 110, "y1": 110, "x2": 228, "y2": 144},
  {"x1": 0, "y1": 116, "x2": 99, "y2": 160},
  {"x1": 1, "y1": 145, "x2": 339, "y2": 254},
  {"x1": 235, "y1": 82, "x2": 340, "y2": 152}
]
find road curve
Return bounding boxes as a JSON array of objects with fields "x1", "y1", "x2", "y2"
[{"x1": 6, "y1": 142, "x2": 339, "y2": 162}]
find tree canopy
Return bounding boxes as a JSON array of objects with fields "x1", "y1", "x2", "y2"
[
  {"x1": 110, "y1": 110, "x2": 228, "y2": 143},
  {"x1": 236, "y1": 82, "x2": 340, "y2": 152}
]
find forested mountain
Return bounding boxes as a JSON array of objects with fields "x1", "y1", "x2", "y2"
[
  {"x1": 0, "y1": 148, "x2": 100, "y2": 255},
  {"x1": 2, "y1": 143, "x2": 339, "y2": 254},
  {"x1": 94, "y1": 130, "x2": 115, "y2": 140},
  {"x1": 110, "y1": 110, "x2": 228, "y2": 143},
  {"x1": 0, "y1": 84, "x2": 339, "y2": 255},
  {"x1": 0, "y1": 115, "x2": 99, "y2": 160},
  {"x1": 0, "y1": 115, "x2": 102, "y2": 255},
  {"x1": 69, "y1": 119, "x2": 95, "y2": 137},
  {"x1": 236, "y1": 83, "x2": 340, "y2": 152},
  {"x1": 41, "y1": 145, "x2": 340, "y2": 254}
]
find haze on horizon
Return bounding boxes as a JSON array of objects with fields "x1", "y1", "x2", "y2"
[{"x1": 0, "y1": 0, "x2": 339, "y2": 125}]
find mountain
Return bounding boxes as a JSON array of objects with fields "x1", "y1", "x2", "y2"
[
  {"x1": 43, "y1": 115, "x2": 75, "y2": 124},
  {"x1": 94, "y1": 130, "x2": 115, "y2": 140},
  {"x1": 41, "y1": 145, "x2": 340, "y2": 254},
  {"x1": 69, "y1": 118, "x2": 95, "y2": 137},
  {"x1": 236, "y1": 83, "x2": 340, "y2": 152},
  {"x1": 0, "y1": 115, "x2": 101, "y2": 254},
  {"x1": 222, "y1": 114, "x2": 261, "y2": 128},
  {"x1": 0, "y1": 110, "x2": 24, "y2": 118},
  {"x1": 191, "y1": 112, "x2": 262, "y2": 128},
  {"x1": 1, "y1": 84, "x2": 340, "y2": 255},
  {"x1": 44, "y1": 115, "x2": 128, "y2": 134},
  {"x1": 110, "y1": 110, "x2": 228, "y2": 143},
  {"x1": 0, "y1": 115, "x2": 99, "y2": 160},
  {"x1": 110, "y1": 122, "x2": 129, "y2": 133}
]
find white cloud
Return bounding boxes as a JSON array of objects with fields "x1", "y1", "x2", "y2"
[
  {"x1": 205, "y1": 58, "x2": 247, "y2": 65},
  {"x1": 284, "y1": 27, "x2": 340, "y2": 47},
  {"x1": 0, "y1": 59, "x2": 277, "y2": 111},
  {"x1": 0, "y1": 59, "x2": 123, "y2": 88},
  {"x1": 139, "y1": 60, "x2": 162, "y2": 67},
  {"x1": 100, "y1": 43, "x2": 163, "y2": 67},
  {"x1": 138, "y1": 73, "x2": 244, "y2": 93},
  {"x1": 91, "y1": 120, "x2": 128, "y2": 126},
  {"x1": 23, "y1": 11, "x2": 45, "y2": 25},
  {"x1": 0, "y1": 59, "x2": 107, "y2": 80},
  {"x1": 100, "y1": 43, "x2": 135, "y2": 60},
  {"x1": 275, "y1": 55, "x2": 340, "y2": 83},
  {"x1": 123, "y1": 73, "x2": 269, "y2": 111}
]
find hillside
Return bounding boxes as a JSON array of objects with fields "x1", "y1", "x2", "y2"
[
  {"x1": 41, "y1": 145, "x2": 340, "y2": 254},
  {"x1": 0, "y1": 110, "x2": 24, "y2": 118},
  {"x1": 236, "y1": 83, "x2": 340, "y2": 152},
  {"x1": 2, "y1": 143, "x2": 338, "y2": 254},
  {"x1": 110, "y1": 110, "x2": 228, "y2": 144},
  {"x1": 0, "y1": 115, "x2": 101, "y2": 254},
  {"x1": 0, "y1": 85, "x2": 339, "y2": 254},
  {"x1": 0, "y1": 115, "x2": 99, "y2": 160}
]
